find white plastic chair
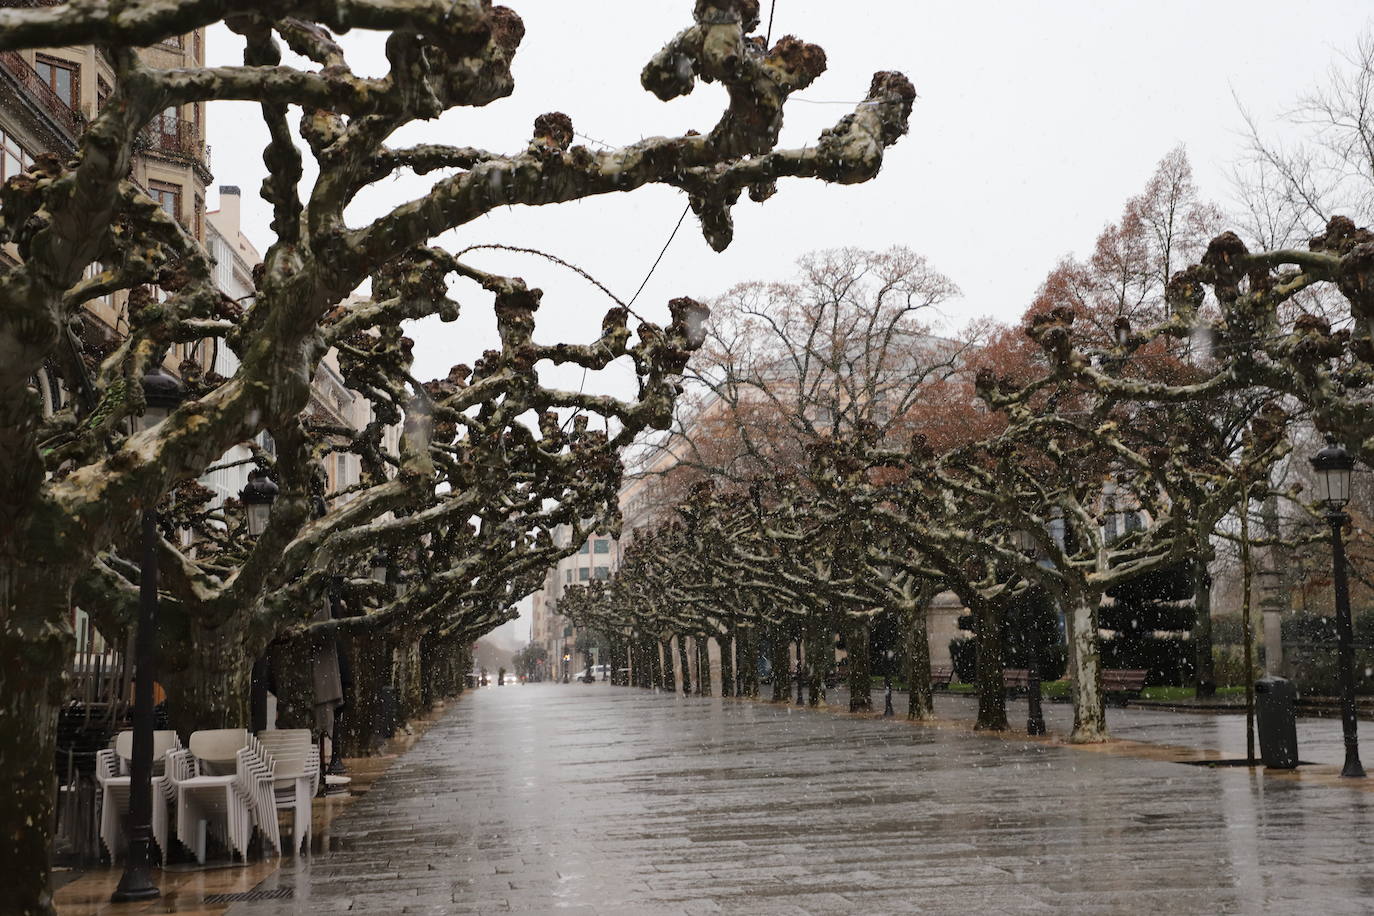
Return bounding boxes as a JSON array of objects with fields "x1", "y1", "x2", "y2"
[
  {"x1": 258, "y1": 729, "x2": 319, "y2": 855},
  {"x1": 95, "y1": 730, "x2": 181, "y2": 862},
  {"x1": 175, "y1": 729, "x2": 269, "y2": 863}
]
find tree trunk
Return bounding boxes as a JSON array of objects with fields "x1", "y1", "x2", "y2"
[
  {"x1": 696, "y1": 636, "x2": 712, "y2": 697},
  {"x1": 719, "y1": 630, "x2": 734, "y2": 698},
  {"x1": 805, "y1": 614, "x2": 828, "y2": 707},
  {"x1": 904, "y1": 596, "x2": 934, "y2": 720},
  {"x1": 610, "y1": 637, "x2": 629, "y2": 686},
  {"x1": 675, "y1": 635, "x2": 691, "y2": 695},
  {"x1": 974, "y1": 599, "x2": 1008, "y2": 731},
  {"x1": 656, "y1": 639, "x2": 672, "y2": 690},
  {"x1": 1192, "y1": 551, "x2": 1216, "y2": 698},
  {"x1": 630, "y1": 639, "x2": 646, "y2": 688},
  {"x1": 0, "y1": 561, "x2": 73, "y2": 916},
  {"x1": 1067, "y1": 590, "x2": 1107, "y2": 742},
  {"x1": 769, "y1": 627, "x2": 790, "y2": 702},
  {"x1": 634, "y1": 637, "x2": 651, "y2": 686},
  {"x1": 397, "y1": 637, "x2": 423, "y2": 722},
  {"x1": 740, "y1": 626, "x2": 759, "y2": 698},
  {"x1": 161, "y1": 620, "x2": 252, "y2": 738},
  {"x1": 340, "y1": 632, "x2": 388, "y2": 756},
  {"x1": 847, "y1": 617, "x2": 872, "y2": 713},
  {"x1": 268, "y1": 638, "x2": 316, "y2": 731}
]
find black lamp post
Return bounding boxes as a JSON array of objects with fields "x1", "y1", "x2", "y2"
[
  {"x1": 242, "y1": 469, "x2": 278, "y2": 734},
  {"x1": 1012, "y1": 528, "x2": 1047, "y2": 737},
  {"x1": 882, "y1": 647, "x2": 895, "y2": 717},
  {"x1": 1310, "y1": 437, "x2": 1365, "y2": 778},
  {"x1": 111, "y1": 368, "x2": 184, "y2": 903}
]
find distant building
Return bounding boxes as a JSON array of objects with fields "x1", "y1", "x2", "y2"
[{"x1": 528, "y1": 526, "x2": 621, "y2": 680}]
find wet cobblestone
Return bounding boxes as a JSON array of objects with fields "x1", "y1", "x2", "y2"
[{"x1": 230, "y1": 685, "x2": 1374, "y2": 915}]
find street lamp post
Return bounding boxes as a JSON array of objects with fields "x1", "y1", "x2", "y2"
[
  {"x1": 882, "y1": 647, "x2": 895, "y2": 717},
  {"x1": 242, "y1": 469, "x2": 278, "y2": 734},
  {"x1": 1310, "y1": 438, "x2": 1365, "y2": 778},
  {"x1": 1012, "y1": 528, "x2": 1047, "y2": 737},
  {"x1": 111, "y1": 368, "x2": 184, "y2": 903}
]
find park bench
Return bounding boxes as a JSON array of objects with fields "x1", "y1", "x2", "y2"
[
  {"x1": 1102, "y1": 668, "x2": 1149, "y2": 706},
  {"x1": 930, "y1": 665, "x2": 954, "y2": 690},
  {"x1": 1002, "y1": 668, "x2": 1032, "y2": 695}
]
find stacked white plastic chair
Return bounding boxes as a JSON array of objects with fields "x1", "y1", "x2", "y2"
[
  {"x1": 257, "y1": 729, "x2": 320, "y2": 855},
  {"x1": 94, "y1": 729, "x2": 181, "y2": 862},
  {"x1": 172, "y1": 729, "x2": 280, "y2": 863}
]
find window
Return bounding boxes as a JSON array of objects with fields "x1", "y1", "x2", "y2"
[
  {"x1": 578, "y1": 541, "x2": 589, "y2": 554},
  {"x1": 153, "y1": 107, "x2": 179, "y2": 141},
  {"x1": 593, "y1": 539, "x2": 609, "y2": 554},
  {"x1": 578, "y1": 567, "x2": 590, "y2": 581},
  {"x1": 593, "y1": 566, "x2": 610, "y2": 580},
  {"x1": 34, "y1": 56, "x2": 78, "y2": 108},
  {"x1": 565, "y1": 569, "x2": 572, "y2": 583},
  {"x1": 97, "y1": 77, "x2": 111, "y2": 111},
  {"x1": 1, "y1": 129, "x2": 33, "y2": 182},
  {"x1": 148, "y1": 181, "x2": 181, "y2": 222}
]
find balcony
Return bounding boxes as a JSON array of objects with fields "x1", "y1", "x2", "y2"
[
  {"x1": 135, "y1": 117, "x2": 212, "y2": 177},
  {"x1": 0, "y1": 50, "x2": 85, "y2": 147}
]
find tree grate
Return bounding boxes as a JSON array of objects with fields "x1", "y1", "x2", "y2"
[{"x1": 202, "y1": 888, "x2": 294, "y2": 903}]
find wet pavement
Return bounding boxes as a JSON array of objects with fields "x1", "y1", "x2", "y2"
[{"x1": 230, "y1": 685, "x2": 1374, "y2": 915}]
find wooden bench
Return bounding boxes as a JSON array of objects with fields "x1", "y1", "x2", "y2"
[
  {"x1": 930, "y1": 666, "x2": 954, "y2": 690},
  {"x1": 1002, "y1": 668, "x2": 1032, "y2": 695},
  {"x1": 1102, "y1": 668, "x2": 1148, "y2": 706}
]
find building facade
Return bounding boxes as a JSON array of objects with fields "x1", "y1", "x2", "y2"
[{"x1": 528, "y1": 525, "x2": 621, "y2": 681}]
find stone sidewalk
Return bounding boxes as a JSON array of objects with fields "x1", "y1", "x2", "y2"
[{"x1": 224, "y1": 684, "x2": 1374, "y2": 915}]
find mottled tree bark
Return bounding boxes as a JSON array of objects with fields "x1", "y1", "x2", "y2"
[
  {"x1": 739, "y1": 626, "x2": 759, "y2": 698},
  {"x1": 268, "y1": 639, "x2": 317, "y2": 731},
  {"x1": 718, "y1": 630, "x2": 734, "y2": 699},
  {"x1": 676, "y1": 636, "x2": 691, "y2": 695},
  {"x1": 847, "y1": 617, "x2": 872, "y2": 713},
  {"x1": 904, "y1": 596, "x2": 934, "y2": 720},
  {"x1": 974, "y1": 602, "x2": 1008, "y2": 731},
  {"x1": 0, "y1": 564, "x2": 71, "y2": 916},
  {"x1": 1067, "y1": 589, "x2": 1107, "y2": 742},
  {"x1": 696, "y1": 636, "x2": 712, "y2": 697},
  {"x1": 805, "y1": 615, "x2": 829, "y2": 707},
  {"x1": 161, "y1": 621, "x2": 252, "y2": 737},
  {"x1": 769, "y1": 627, "x2": 790, "y2": 702},
  {"x1": 340, "y1": 633, "x2": 388, "y2": 755},
  {"x1": 655, "y1": 639, "x2": 671, "y2": 691}
]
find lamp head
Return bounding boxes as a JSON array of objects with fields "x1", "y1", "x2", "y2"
[
  {"x1": 1310, "y1": 436, "x2": 1355, "y2": 511},
  {"x1": 240, "y1": 468, "x2": 278, "y2": 537},
  {"x1": 138, "y1": 367, "x2": 185, "y2": 432}
]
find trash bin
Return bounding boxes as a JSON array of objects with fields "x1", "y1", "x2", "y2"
[{"x1": 1254, "y1": 676, "x2": 1299, "y2": 769}]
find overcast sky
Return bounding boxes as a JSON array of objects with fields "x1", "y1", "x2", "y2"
[{"x1": 205, "y1": 1, "x2": 1368, "y2": 646}]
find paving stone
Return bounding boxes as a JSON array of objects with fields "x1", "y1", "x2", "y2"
[{"x1": 229, "y1": 685, "x2": 1374, "y2": 915}]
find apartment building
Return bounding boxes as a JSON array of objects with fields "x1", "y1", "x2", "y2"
[
  {"x1": 528, "y1": 525, "x2": 621, "y2": 680},
  {"x1": 0, "y1": 27, "x2": 211, "y2": 346}
]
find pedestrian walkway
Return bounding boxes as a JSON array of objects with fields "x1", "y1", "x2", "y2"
[
  {"x1": 857, "y1": 687, "x2": 1360, "y2": 768},
  {"x1": 224, "y1": 684, "x2": 1374, "y2": 915},
  {"x1": 53, "y1": 703, "x2": 451, "y2": 916}
]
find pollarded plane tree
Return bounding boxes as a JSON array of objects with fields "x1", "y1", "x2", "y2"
[
  {"x1": 960, "y1": 310, "x2": 1291, "y2": 742},
  {"x1": 1022, "y1": 148, "x2": 1291, "y2": 697},
  {"x1": 797, "y1": 430, "x2": 994, "y2": 721},
  {"x1": 0, "y1": 0, "x2": 918, "y2": 906},
  {"x1": 67, "y1": 255, "x2": 707, "y2": 739},
  {"x1": 632, "y1": 247, "x2": 965, "y2": 703}
]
